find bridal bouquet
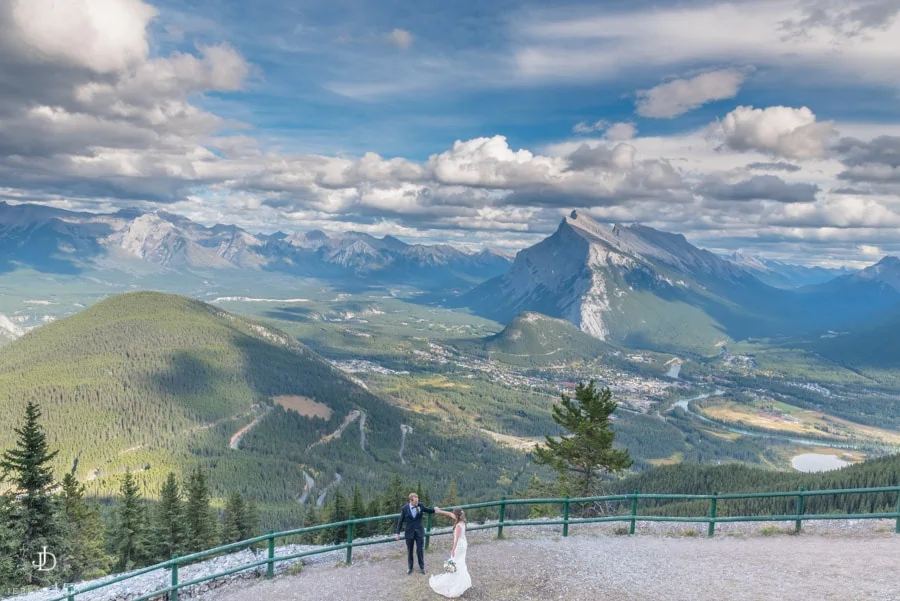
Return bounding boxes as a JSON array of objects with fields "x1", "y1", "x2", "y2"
[{"x1": 443, "y1": 559, "x2": 457, "y2": 573}]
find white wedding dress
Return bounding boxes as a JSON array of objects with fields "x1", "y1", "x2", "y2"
[{"x1": 429, "y1": 523, "x2": 471, "y2": 598}]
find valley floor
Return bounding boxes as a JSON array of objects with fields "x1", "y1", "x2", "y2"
[{"x1": 202, "y1": 525, "x2": 897, "y2": 601}]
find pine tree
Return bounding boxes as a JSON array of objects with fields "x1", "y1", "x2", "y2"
[
  {"x1": 240, "y1": 497, "x2": 260, "y2": 541},
  {"x1": 533, "y1": 381, "x2": 632, "y2": 514},
  {"x1": 0, "y1": 493, "x2": 24, "y2": 589},
  {"x1": 442, "y1": 479, "x2": 460, "y2": 507},
  {"x1": 114, "y1": 470, "x2": 148, "y2": 571},
  {"x1": 153, "y1": 473, "x2": 186, "y2": 561},
  {"x1": 384, "y1": 475, "x2": 405, "y2": 513},
  {"x1": 350, "y1": 487, "x2": 367, "y2": 538},
  {"x1": 220, "y1": 493, "x2": 246, "y2": 545},
  {"x1": 521, "y1": 474, "x2": 558, "y2": 518},
  {"x1": 0, "y1": 401, "x2": 61, "y2": 586},
  {"x1": 300, "y1": 504, "x2": 319, "y2": 544},
  {"x1": 322, "y1": 491, "x2": 349, "y2": 545},
  {"x1": 60, "y1": 473, "x2": 111, "y2": 581},
  {"x1": 185, "y1": 467, "x2": 217, "y2": 553},
  {"x1": 367, "y1": 493, "x2": 385, "y2": 535},
  {"x1": 383, "y1": 475, "x2": 408, "y2": 535}
]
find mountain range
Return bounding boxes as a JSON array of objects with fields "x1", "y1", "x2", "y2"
[
  {"x1": 3, "y1": 202, "x2": 900, "y2": 355},
  {"x1": 459, "y1": 211, "x2": 900, "y2": 354},
  {"x1": 0, "y1": 202, "x2": 511, "y2": 288},
  {"x1": 725, "y1": 252, "x2": 853, "y2": 288}
]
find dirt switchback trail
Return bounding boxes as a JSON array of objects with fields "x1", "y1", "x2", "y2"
[
  {"x1": 308, "y1": 410, "x2": 361, "y2": 451},
  {"x1": 229, "y1": 407, "x2": 272, "y2": 450},
  {"x1": 298, "y1": 471, "x2": 315, "y2": 504},
  {"x1": 398, "y1": 424, "x2": 412, "y2": 465}
]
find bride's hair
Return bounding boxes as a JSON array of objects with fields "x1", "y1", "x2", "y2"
[{"x1": 452, "y1": 508, "x2": 466, "y2": 523}]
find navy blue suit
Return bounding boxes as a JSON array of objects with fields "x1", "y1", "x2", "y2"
[{"x1": 396, "y1": 503, "x2": 435, "y2": 570}]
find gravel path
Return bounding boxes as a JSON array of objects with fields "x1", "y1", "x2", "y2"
[{"x1": 199, "y1": 523, "x2": 900, "y2": 601}]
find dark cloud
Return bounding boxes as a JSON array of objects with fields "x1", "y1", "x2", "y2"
[
  {"x1": 781, "y1": 0, "x2": 900, "y2": 38},
  {"x1": 746, "y1": 161, "x2": 802, "y2": 173},
  {"x1": 697, "y1": 175, "x2": 819, "y2": 203}
]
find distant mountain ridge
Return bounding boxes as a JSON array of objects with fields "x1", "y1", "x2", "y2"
[
  {"x1": 0, "y1": 202, "x2": 511, "y2": 287},
  {"x1": 459, "y1": 211, "x2": 900, "y2": 353},
  {"x1": 725, "y1": 251, "x2": 853, "y2": 288}
]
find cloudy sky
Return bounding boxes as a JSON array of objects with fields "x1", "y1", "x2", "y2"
[{"x1": 2, "y1": 0, "x2": 900, "y2": 266}]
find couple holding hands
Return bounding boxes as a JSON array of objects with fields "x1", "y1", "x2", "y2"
[{"x1": 395, "y1": 492, "x2": 471, "y2": 598}]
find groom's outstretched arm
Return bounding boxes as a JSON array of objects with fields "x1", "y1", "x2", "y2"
[{"x1": 421, "y1": 504, "x2": 436, "y2": 514}]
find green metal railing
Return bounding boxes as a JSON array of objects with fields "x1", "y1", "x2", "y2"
[{"x1": 50, "y1": 485, "x2": 900, "y2": 601}]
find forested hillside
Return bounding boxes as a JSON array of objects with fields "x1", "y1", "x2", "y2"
[
  {"x1": 608, "y1": 454, "x2": 900, "y2": 517},
  {"x1": 0, "y1": 293, "x2": 536, "y2": 529}
]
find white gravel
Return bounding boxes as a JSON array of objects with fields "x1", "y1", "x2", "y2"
[
  {"x1": 15, "y1": 520, "x2": 899, "y2": 601},
  {"x1": 198, "y1": 520, "x2": 900, "y2": 601}
]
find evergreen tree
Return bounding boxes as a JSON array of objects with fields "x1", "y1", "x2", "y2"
[
  {"x1": 366, "y1": 493, "x2": 384, "y2": 535},
  {"x1": 220, "y1": 493, "x2": 246, "y2": 545},
  {"x1": 0, "y1": 493, "x2": 24, "y2": 589},
  {"x1": 385, "y1": 475, "x2": 406, "y2": 512},
  {"x1": 322, "y1": 491, "x2": 349, "y2": 545},
  {"x1": 442, "y1": 479, "x2": 460, "y2": 507},
  {"x1": 153, "y1": 473, "x2": 186, "y2": 561},
  {"x1": 184, "y1": 467, "x2": 217, "y2": 553},
  {"x1": 241, "y1": 497, "x2": 260, "y2": 541},
  {"x1": 519, "y1": 474, "x2": 558, "y2": 518},
  {"x1": 0, "y1": 401, "x2": 61, "y2": 586},
  {"x1": 300, "y1": 504, "x2": 319, "y2": 544},
  {"x1": 60, "y1": 473, "x2": 111, "y2": 581},
  {"x1": 533, "y1": 381, "x2": 632, "y2": 514},
  {"x1": 382, "y1": 475, "x2": 406, "y2": 534},
  {"x1": 350, "y1": 487, "x2": 367, "y2": 538},
  {"x1": 114, "y1": 470, "x2": 148, "y2": 571}
]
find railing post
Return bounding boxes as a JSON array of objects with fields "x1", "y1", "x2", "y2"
[
  {"x1": 346, "y1": 516, "x2": 354, "y2": 565},
  {"x1": 629, "y1": 489, "x2": 639, "y2": 535},
  {"x1": 425, "y1": 512, "x2": 432, "y2": 550},
  {"x1": 795, "y1": 488, "x2": 805, "y2": 534},
  {"x1": 171, "y1": 557, "x2": 179, "y2": 601},
  {"x1": 497, "y1": 497, "x2": 506, "y2": 539},
  {"x1": 896, "y1": 490, "x2": 900, "y2": 534},
  {"x1": 708, "y1": 492, "x2": 718, "y2": 537},
  {"x1": 67, "y1": 586, "x2": 75, "y2": 601},
  {"x1": 266, "y1": 531, "x2": 275, "y2": 579},
  {"x1": 562, "y1": 496, "x2": 570, "y2": 537}
]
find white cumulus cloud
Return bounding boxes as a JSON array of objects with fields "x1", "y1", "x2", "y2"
[
  {"x1": 636, "y1": 68, "x2": 748, "y2": 118},
  {"x1": 714, "y1": 106, "x2": 837, "y2": 160}
]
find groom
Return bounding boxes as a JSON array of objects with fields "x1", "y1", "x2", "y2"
[{"x1": 395, "y1": 492, "x2": 437, "y2": 574}]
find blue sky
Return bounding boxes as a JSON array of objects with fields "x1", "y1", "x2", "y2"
[{"x1": 2, "y1": 0, "x2": 900, "y2": 265}]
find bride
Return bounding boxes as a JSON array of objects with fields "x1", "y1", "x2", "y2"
[{"x1": 429, "y1": 508, "x2": 471, "y2": 598}]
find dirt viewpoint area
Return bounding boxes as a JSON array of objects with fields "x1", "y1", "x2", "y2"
[{"x1": 203, "y1": 524, "x2": 899, "y2": 601}]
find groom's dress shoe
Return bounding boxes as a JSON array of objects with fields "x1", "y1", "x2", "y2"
[
  {"x1": 419, "y1": 567, "x2": 426, "y2": 574},
  {"x1": 407, "y1": 568, "x2": 413, "y2": 575}
]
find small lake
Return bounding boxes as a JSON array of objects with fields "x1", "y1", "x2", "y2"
[{"x1": 791, "y1": 453, "x2": 851, "y2": 473}]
